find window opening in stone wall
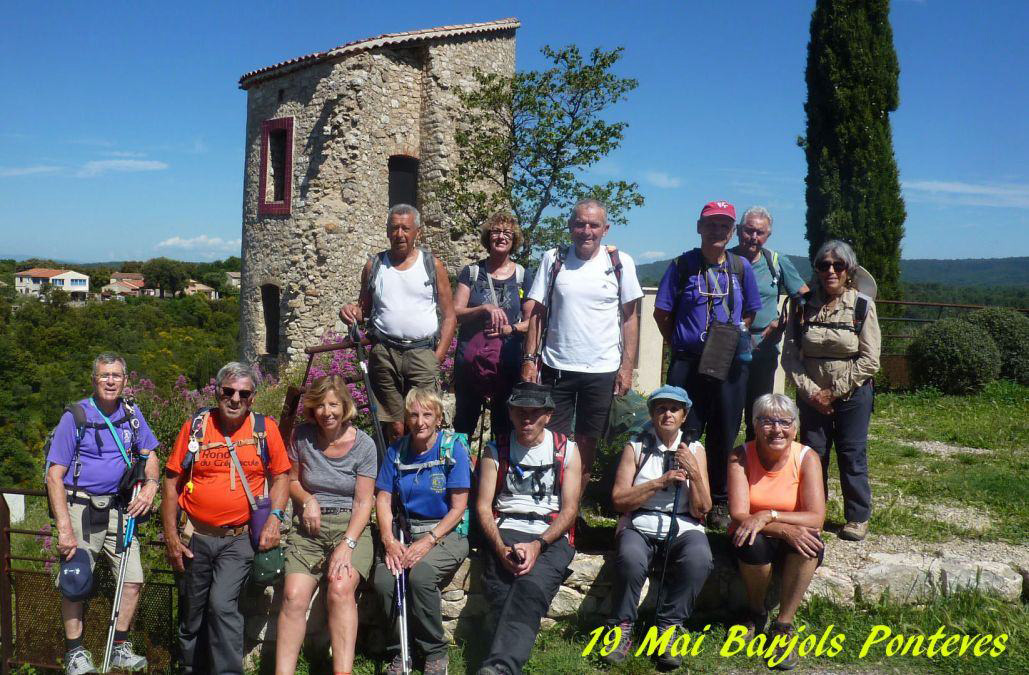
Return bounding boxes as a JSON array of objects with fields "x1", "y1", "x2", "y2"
[
  {"x1": 260, "y1": 284, "x2": 280, "y2": 355},
  {"x1": 388, "y1": 156, "x2": 419, "y2": 208},
  {"x1": 258, "y1": 117, "x2": 293, "y2": 216},
  {"x1": 277, "y1": 88, "x2": 284, "y2": 102}
]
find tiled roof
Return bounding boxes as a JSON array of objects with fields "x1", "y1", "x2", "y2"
[
  {"x1": 18, "y1": 268, "x2": 67, "y2": 278},
  {"x1": 239, "y1": 17, "x2": 520, "y2": 89},
  {"x1": 112, "y1": 272, "x2": 144, "y2": 280}
]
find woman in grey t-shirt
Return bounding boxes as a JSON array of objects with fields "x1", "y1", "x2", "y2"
[{"x1": 276, "y1": 376, "x2": 378, "y2": 675}]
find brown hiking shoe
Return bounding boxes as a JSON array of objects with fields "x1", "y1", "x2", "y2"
[
  {"x1": 767, "y1": 621, "x2": 798, "y2": 670},
  {"x1": 839, "y1": 520, "x2": 869, "y2": 541},
  {"x1": 601, "y1": 622, "x2": 634, "y2": 664},
  {"x1": 739, "y1": 609, "x2": 768, "y2": 641}
]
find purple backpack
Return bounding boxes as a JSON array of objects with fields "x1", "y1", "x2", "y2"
[{"x1": 461, "y1": 261, "x2": 524, "y2": 399}]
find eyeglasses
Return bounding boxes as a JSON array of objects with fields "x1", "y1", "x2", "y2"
[
  {"x1": 96, "y1": 373, "x2": 125, "y2": 381},
  {"x1": 757, "y1": 416, "x2": 795, "y2": 428},
  {"x1": 815, "y1": 260, "x2": 847, "y2": 274},
  {"x1": 219, "y1": 387, "x2": 254, "y2": 400},
  {"x1": 489, "y1": 229, "x2": 514, "y2": 239}
]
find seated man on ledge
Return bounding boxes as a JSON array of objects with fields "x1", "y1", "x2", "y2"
[{"x1": 474, "y1": 382, "x2": 581, "y2": 675}]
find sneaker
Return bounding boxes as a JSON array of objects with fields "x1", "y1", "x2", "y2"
[
  {"x1": 839, "y1": 520, "x2": 869, "y2": 541},
  {"x1": 653, "y1": 625, "x2": 684, "y2": 672},
  {"x1": 706, "y1": 503, "x2": 731, "y2": 530},
  {"x1": 739, "y1": 609, "x2": 768, "y2": 641},
  {"x1": 767, "y1": 621, "x2": 798, "y2": 670},
  {"x1": 424, "y1": 653, "x2": 449, "y2": 675},
  {"x1": 385, "y1": 653, "x2": 412, "y2": 675},
  {"x1": 64, "y1": 647, "x2": 98, "y2": 675},
  {"x1": 109, "y1": 641, "x2": 148, "y2": 671},
  {"x1": 600, "y1": 621, "x2": 634, "y2": 665}
]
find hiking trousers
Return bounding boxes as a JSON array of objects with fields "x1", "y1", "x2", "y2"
[
  {"x1": 481, "y1": 529, "x2": 575, "y2": 675},
  {"x1": 667, "y1": 353, "x2": 749, "y2": 503}
]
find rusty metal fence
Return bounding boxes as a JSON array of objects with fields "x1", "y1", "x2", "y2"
[{"x1": 1, "y1": 489, "x2": 177, "y2": 673}]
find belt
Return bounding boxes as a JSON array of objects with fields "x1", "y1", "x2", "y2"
[
  {"x1": 407, "y1": 518, "x2": 442, "y2": 535},
  {"x1": 371, "y1": 326, "x2": 436, "y2": 351},
  {"x1": 320, "y1": 507, "x2": 352, "y2": 515},
  {"x1": 188, "y1": 515, "x2": 248, "y2": 538},
  {"x1": 66, "y1": 490, "x2": 116, "y2": 509}
]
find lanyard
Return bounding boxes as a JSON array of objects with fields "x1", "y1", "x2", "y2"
[{"x1": 89, "y1": 398, "x2": 131, "y2": 466}]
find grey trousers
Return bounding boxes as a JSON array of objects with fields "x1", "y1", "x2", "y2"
[
  {"x1": 177, "y1": 531, "x2": 253, "y2": 675},
  {"x1": 372, "y1": 531, "x2": 468, "y2": 661},
  {"x1": 481, "y1": 529, "x2": 575, "y2": 675},
  {"x1": 610, "y1": 527, "x2": 713, "y2": 627}
]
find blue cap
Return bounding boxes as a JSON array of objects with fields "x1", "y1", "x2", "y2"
[
  {"x1": 647, "y1": 385, "x2": 692, "y2": 410},
  {"x1": 58, "y1": 548, "x2": 94, "y2": 602}
]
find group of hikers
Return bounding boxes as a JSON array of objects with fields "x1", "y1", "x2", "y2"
[{"x1": 44, "y1": 198, "x2": 880, "y2": 674}]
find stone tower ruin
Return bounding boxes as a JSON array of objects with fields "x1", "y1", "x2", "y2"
[{"x1": 238, "y1": 18, "x2": 519, "y2": 371}]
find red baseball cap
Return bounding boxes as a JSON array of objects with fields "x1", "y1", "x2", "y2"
[{"x1": 700, "y1": 200, "x2": 736, "y2": 220}]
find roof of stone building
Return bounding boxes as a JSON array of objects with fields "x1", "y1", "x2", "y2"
[
  {"x1": 239, "y1": 17, "x2": 520, "y2": 89},
  {"x1": 18, "y1": 268, "x2": 68, "y2": 278}
]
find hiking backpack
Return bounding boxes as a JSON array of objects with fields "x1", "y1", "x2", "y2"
[
  {"x1": 393, "y1": 430, "x2": 470, "y2": 536},
  {"x1": 462, "y1": 261, "x2": 526, "y2": 399},
  {"x1": 43, "y1": 399, "x2": 141, "y2": 490},
  {"x1": 366, "y1": 247, "x2": 441, "y2": 346}
]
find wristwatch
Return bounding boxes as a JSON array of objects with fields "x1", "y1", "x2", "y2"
[
  {"x1": 769, "y1": 510, "x2": 779, "y2": 522},
  {"x1": 343, "y1": 536, "x2": 358, "y2": 550},
  {"x1": 533, "y1": 535, "x2": 548, "y2": 552},
  {"x1": 270, "y1": 509, "x2": 286, "y2": 522}
]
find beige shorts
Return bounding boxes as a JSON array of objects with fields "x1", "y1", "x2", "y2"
[
  {"x1": 368, "y1": 342, "x2": 439, "y2": 422},
  {"x1": 284, "y1": 511, "x2": 374, "y2": 582},
  {"x1": 62, "y1": 494, "x2": 144, "y2": 585}
]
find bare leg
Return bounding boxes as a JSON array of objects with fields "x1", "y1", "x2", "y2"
[
  {"x1": 62, "y1": 598, "x2": 84, "y2": 640},
  {"x1": 776, "y1": 553, "x2": 819, "y2": 624},
  {"x1": 275, "y1": 573, "x2": 318, "y2": 675},
  {"x1": 575, "y1": 434, "x2": 598, "y2": 501},
  {"x1": 326, "y1": 570, "x2": 363, "y2": 674},
  {"x1": 116, "y1": 582, "x2": 142, "y2": 631},
  {"x1": 388, "y1": 421, "x2": 404, "y2": 443},
  {"x1": 737, "y1": 562, "x2": 773, "y2": 614}
]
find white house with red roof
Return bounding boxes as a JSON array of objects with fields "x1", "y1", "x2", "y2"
[{"x1": 14, "y1": 268, "x2": 90, "y2": 300}]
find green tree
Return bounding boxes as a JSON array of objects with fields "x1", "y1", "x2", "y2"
[
  {"x1": 142, "y1": 257, "x2": 188, "y2": 298},
  {"x1": 801, "y1": 0, "x2": 906, "y2": 301},
  {"x1": 429, "y1": 45, "x2": 644, "y2": 260}
]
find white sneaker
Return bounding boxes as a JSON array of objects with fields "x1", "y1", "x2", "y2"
[
  {"x1": 109, "y1": 641, "x2": 148, "y2": 671},
  {"x1": 64, "y1": 647, "x2": 98, "y2": 675}
]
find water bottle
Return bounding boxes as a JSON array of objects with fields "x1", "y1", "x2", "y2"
[{"x1": 737, "y1": 321, "x2": 753, "y2": 363}]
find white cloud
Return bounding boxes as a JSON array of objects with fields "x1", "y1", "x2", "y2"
[
  {"x1": 77, "y1": 159, "x2": 169, "y2": 178},
  {"x1": 156, "y1": 234, "x2": 242, "y2": 255},
  {"x1": 0, "y1": 165, "x2": 61, "y2": 177},
  {"x1": 644, "y1": 171, "x2": 682, "y2": 189},
  {"x1": 902, "y1": 179, "x2": 1029, "y2": 209},
  {"x1": 638, "y1": 250, "x2": 667, "y2": 261}
]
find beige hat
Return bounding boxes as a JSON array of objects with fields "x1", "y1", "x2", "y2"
[{"x1": 851, "y1": 265, "x2": 877, "y2": 300}]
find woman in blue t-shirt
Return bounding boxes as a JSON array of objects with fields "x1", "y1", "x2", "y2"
[
  {"x1": 372, "y1": 387, "x2": 471, "y2": 675},
  {"x1": 452, "y1": 212, "x2": 532, "y2": 440}
]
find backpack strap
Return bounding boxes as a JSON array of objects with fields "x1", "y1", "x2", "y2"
[
  {"x1": 537, "y1": 247, "x2": 569, "y2": 368},
  {"x1": 66, "y1": 403, "x2": 89, "y2": 487},
  {"x1": 853, "y1": 293, "x2": 869, "y2": 336},
  {"x1": 761, "y1": 248, "x2": 783, "y2": 294}
]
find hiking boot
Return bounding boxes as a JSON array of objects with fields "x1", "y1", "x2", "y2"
[
  {"x1": 600, "y1": 621, "x2": 634, "y2": 664},
  {"x1": 109, "y1": 641, "x2": 147, "y2": 671},
  {"x1": 739, "y1": 609, "x2": 768, "y2": 641},
  {"x1": 64, "y1": 647, "x2": 98, "y2": 675},
  {"x1": 839, "y1": 520, "x2": 869, "y2": 541},
  {"x1": 767, "y1": 621, "x2": 799, "y2": 670},
  {"x1": 424, "y1": 653, "x2": 449, "y2": 675},
  {"x1": 706, "y1": 503, "x2": 731, "y2": 530},
  {"x1": 653, "y1": 625, "x2": 684, "y2": 671},
  {"x1": 384, "y1": 653, "x2": 412, "y2": 675}
]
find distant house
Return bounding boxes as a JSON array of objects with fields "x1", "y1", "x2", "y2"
[
  {"x1": 14, "y1": 268, "x2": 90, "y2": 300},
  {"x1": 101, "y1": 279, "x2": 145, "y2": 298},
  {"x1": 110, "y1": 272, "x2": 145, "y2": 284},
  {"x1": 226, "y1": 271, "x2": 241, "y2": 289},
  {"x1": 184, "y1": 279, "x2": 218, "y2": 300}
]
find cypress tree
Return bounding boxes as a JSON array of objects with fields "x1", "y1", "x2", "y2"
[{"x1": 802, "y1": 0, "x2": 906, "y2": 301}]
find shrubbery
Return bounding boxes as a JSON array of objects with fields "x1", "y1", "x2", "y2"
[
  {"x1": 907, "y1": 318, "x2": 1001, "y2": 394},
  {"x1": 962, "y1": 307, "x2": 1029, "y2": 385}
]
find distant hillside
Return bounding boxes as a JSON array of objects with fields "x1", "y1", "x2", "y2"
[{"x1": 636, "y1": 254, "x2": 1029, "y2": 289}]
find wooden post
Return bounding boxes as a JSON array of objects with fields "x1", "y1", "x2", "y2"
[{"x1": 0, "y1": 492, "x2": 13, "y2": 675}]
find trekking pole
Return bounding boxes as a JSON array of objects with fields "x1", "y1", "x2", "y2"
[
  {"x1": 349, "y1": 321, "x2": 388, "y2": 462},
  {"x1": 101, "y1": 478, "x2": 143, "y2": 673},
  {"x1": 653, "y1": 429, "x2": 697, "y2": 622},
  {"x1": 395, "y1": 527, "x2": 412, "y2": 675}
]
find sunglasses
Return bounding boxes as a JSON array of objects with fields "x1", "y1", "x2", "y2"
[
  {"x1": 815, "y1": 260, "x2": 847, "y2": 274},
  {"x1": 219, "y1": 387, "x2": 254, "y2": 400}
]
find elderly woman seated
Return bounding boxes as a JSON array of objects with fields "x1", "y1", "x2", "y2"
[
  {"x1": 728, "y1": 393, "x2": 825, "y2": 671},
  {"x1": 602, "y1": 385, "x2": 714, "y2": 671}
]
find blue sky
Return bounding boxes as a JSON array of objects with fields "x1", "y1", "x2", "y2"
[{"x1": 2, "y1": 0, "x2": 1027, "y2": 264}]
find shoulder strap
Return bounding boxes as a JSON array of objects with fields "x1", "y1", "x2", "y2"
[
  {"x1": 671, "y1": 250, "x2": 698, "y2": 318},
  {"x1": 421, "y1": 248, "x2": 439, "y2": 307},
  {"x1": 468, "y1": 263, "x2": 479, "y2": 289},
  {"x1": 515, "y1": 263, "x2": 525, "y2": 286},
  {"x1": 854, "y1": 294, "x2": 869, "y2": 335},
  {"x1": 761, "y1": 248, "x2": 782, "y2": 291},
  {"x1": 631, "y1": 430, "x2": 658, "y2": 485},
  {"x1": 552, "y1": 431, "x2": 568, "y2": 498},
  {"x1": 539, "y1": 247, "x2": 568, "y2": 358},
  {"x1": 252, "y1": 412, "x2": 269, "y2": 467},
  {"x1": 367, "y1": 251, "x2": 386, "y2": 299},
  {"x1": 492, "y1": 436, "x2": 510, "y2": 507}
]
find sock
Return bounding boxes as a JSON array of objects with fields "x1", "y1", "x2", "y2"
[
  {"x1": 66, "y1": 636, "x2": 83, "y2": 652},
  {"x1": 114, "y1": 629, "x2": 130, "y2": 643}
]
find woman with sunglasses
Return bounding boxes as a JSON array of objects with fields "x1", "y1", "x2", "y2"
[
  {"x1": 275, "y1": 376, "x2": 377, "y2": 675},
  {"x1": 783, "y1": 240, "x2": 881, "y2": 542},
  {"x1": 452, "y1": 212, "x2": 531, "y2": 440},
  {"x1": 727, "y1": 393, "x2": 825, "y2": 670}
]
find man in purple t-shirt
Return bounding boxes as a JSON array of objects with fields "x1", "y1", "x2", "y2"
[
  {"x1": 653, "y1": 201, "x2": 761, "y2": 529},
  {"x1": 45, "y1": 353, "x2": 160, "y2": 674}
]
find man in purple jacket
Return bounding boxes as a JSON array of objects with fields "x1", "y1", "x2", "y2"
[
  {"x1": 45, "y1": 353, "x2": 160, "y2": 674},
  {"x1": 653, "y1": 201, "x2": 761, "y2": 529}
]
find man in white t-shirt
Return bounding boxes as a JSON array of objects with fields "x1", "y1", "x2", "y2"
[
  {"x1": 521, "y1": 199, "x2": 644, "y2": 488},
  {"x1": 339, "y1": 204, "x2": 456, "y2": 441},
  {"x1": 475, "y1": 382, "x2": 581, "y2": 675}
]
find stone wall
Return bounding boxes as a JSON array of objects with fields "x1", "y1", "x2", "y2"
[{"x1": 239, "y1": 29, "x2": 516, "y2": 372}]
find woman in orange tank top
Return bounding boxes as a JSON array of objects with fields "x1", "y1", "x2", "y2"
[{"x1": 727, "y1": 393, "x2": 825, "y2": 670}]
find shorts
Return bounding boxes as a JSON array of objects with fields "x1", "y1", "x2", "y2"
[
  {"x1": 541, "y1": 365, "x2": 616, "y2": 441},
  {"x1": 733, "y1": 531, "x2": 824, "y2": 567},
  {"x1": 284, "y1": 511, "x2": 375, "y2": 582},
  {"x1": 61, "y1": 494, "x2": 144, "y2": 586},
  {"x1": 367, "y1": 342, "x2": 439, "y2": 423}
]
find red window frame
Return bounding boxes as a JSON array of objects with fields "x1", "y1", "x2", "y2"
[{"x1": 258, "y1": 117, "x2": 294, "y2": 216}]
